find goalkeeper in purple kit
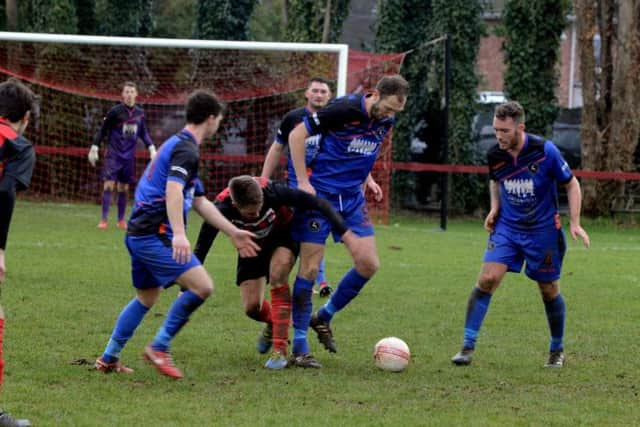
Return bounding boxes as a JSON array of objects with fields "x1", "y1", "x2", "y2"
[{"x1": 88, "y1": 81, "x2": 157, "y2": 230}]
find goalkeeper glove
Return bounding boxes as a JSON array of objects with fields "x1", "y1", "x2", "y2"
[
  {"x1": 88, "y1": 145, "x2": 99, "y2": 166},
  {"x1": 148, "y1": 144, "x2": 157, "y2": 161}
]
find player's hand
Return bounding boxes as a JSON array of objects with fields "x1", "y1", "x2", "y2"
[
  {"x1": 365, "y1": 177, "x2": 383, "y2": 202},
  {"x1": 230, "y1": 229, "x2": 260, "y2": 258},
  {"x1": 148, "y1": 144, "x2": 157, "y2": 161},
  {"x1": 570, "y1": 222, "x2": 590, "y2": 248},
  {"x1": 298, "y1": 181, "x2": 316, "y2": 196},
  {"x1": 0, "y1": 249, "x2": 6, "y2": 284},
  {"x1": 88, "y1": 145, "x2": 99, "y2": 167},
  {"x1": 171, "y1": 233, "x2": 192, "y2": 264},
  {"x1": 484, "y1": 209, "x2": 499, "y2": 233}
]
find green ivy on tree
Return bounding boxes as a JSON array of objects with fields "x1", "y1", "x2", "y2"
[
  {"x1": 502, "y1": 0, "x2": 571, "y2": 136},
  {"x1": 376, "y1": 0, "x2": 484, "y2": 212},
  {"x1": 195, "y1": 0, "x2": 258, "y2": 41},
  {"x1": 285, "y1": 0, "x2": 350, "y2": 43}
]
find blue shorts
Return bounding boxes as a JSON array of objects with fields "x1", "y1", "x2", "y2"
[
  {"x1": 103, "y1": 155, "x2": 135, "y2": 184},
  {"x1": 291, "y1": 189, "x2": 374, "y2": 244},
  {"x1": 125, "y1": 234, "x2": 201, "y2": 289},
  {"x1": 483, "y1": 226, "x2": 566, "y2": 282}
]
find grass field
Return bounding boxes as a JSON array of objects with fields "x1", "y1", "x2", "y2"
[{"x1": 2, "y1": 201, "x2": 639, "y2": 426}]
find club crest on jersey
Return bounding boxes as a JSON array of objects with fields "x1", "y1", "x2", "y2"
[
  {"x1": 487, "y1": 240, "x2": 496, "y2": 251},
  {"x1": 308, "y1": 220, "x2": 321, "y2": 232},
  {"x1": 528, "y1": 163, "x2": 539, "y2": 174}
]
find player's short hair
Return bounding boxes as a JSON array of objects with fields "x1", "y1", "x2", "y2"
[
  {"x1": 0, "y1": 78, "x2": 36, "y2": 123},
  {"x1": 229, "y1": 175, "x2": 263, "y2": 208},
  {"x1": 376, "y1": 75, "x2": 409, "y2": 102},
  {"x1": 495, "y1": 101, "x2": 525, "y2": 124},
  {"x1": 186, "y1": 89, "x2": 225, "y2": 125},
  {"x1": 122, "y1": 81, "x2": 137, "y2": 90},
  {"x1": 309, "y1": 76, "x2": 331, "y2": 89}
]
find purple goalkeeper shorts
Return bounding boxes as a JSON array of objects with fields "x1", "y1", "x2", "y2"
[{"x1": 102, "y1": 154, "x2": 135, "y2": 184}]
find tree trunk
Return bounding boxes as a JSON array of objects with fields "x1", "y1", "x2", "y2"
[
  {"x1": 604, "y1": 0, "x2": 640, "y2": 211},
  {"x1": 282, "y1": 0, "x2": 289, "y2": 28},
  {"x1": 576, "y1": 0, "x2": 604, "y2": 214},
  {"x1": 5, "y1": 0, "x2": 17, "y2": 30},
  {"x1": 321, "y1": 0, "x2": 332, "y2": 43}
]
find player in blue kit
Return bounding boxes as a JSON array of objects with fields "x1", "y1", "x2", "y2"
[
  {"x1": 94, "y1": 90, "x2": 259, "y2": 378},
  {"x1": 88, "y1": 82, "x2": 157, "y2": 230},
  {"x1": 261, "y1": 77, "x2": 335, "y2": 297},
  {"x1": 451, "y1": 101, "x2": 590, "y2": 368},
  {"x1": 0, "y1": 78, "x2": 35, "y2": 427},
  {"x1": 288, "y1": 75, "x2": 408, "y2": 362}
]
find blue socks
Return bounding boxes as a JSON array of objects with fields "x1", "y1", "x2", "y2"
[
  {"x1": 152, "y1": 290, "x2": 204, "y2": 352},
  {"x1": 291, "y1": 276, "x2": 314, "y2": 355},
  {"x1": 544, "y1": 294, "x2": 565, "y2": 351},
  {"x1": 317, "y1": 268, "x2": 369, "y2": 323},
  {"x1": 102, "y1": 298, "x2": 149, "y2": 363},
  {"x1": 462, "y1": 287, "x2": 492, "y2": 350}
]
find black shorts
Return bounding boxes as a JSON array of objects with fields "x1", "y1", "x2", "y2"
[{"x1": 235, "y1": 226, "x2": 299, "y2": 285}]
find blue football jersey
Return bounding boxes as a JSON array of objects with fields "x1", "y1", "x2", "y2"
[
  {"x1": 302, "y1": 94, "x2": 394, "y2": 194},
  {"x1": 128, "y1": 130, "x2": 205, "y2": 236},
  {"x1": 487, "y1": 133, "x2": 573, "y2": 231},
  {"x1": 274, "y1": 106, "x2": 321, "y2": 188}
]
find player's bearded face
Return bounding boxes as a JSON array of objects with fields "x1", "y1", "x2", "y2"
[
  {"x1": 370, "y1": 95, "x2": 405, "y2": 120},
  {"x1": 493, "y1": 117, "x2": 522, "y2": 152}
]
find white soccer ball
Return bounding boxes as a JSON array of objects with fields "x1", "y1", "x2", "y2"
[{"x1": 373, "y1": 337, "x2": 410, "y2": 372}]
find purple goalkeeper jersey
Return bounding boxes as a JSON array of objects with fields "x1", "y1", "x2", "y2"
[{"x1": 93, "y1": 103, "x2": 153, "y2": 161}]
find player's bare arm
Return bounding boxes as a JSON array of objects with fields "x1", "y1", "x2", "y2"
[
  {"x1": 565, "y1": 177, "x2": 590, "y2": 248},
  {"x1": 166, "y1": 180, "x2": 191, "y2": 264},
  {"x1": 365, "y1": 173, "x2": 383, "y2": 202},
  {"x1": 289, "y1": 123, "x2": 315, "y2": 195},
  {"x1": 260, "y1": 141, "x2": 284, "y2": 179},
  {"x1": 192, "y1": 196, "x2": 260, "y2": 258},
  {"x1": 484, "y1": 180, "x2": 501, "y2": 233}
]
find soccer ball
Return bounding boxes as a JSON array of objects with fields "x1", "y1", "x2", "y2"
[{"x1": 373, "y1": 337, "x2": 410, "y2": 372}]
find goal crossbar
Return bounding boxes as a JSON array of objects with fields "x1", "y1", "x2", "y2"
[{"x1": 0, "y1": 31, "x2": 349, "y2": 96}]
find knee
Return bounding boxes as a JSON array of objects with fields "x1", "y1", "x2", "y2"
[
  {"x1": 244, "y1": 301, "x2": 262, "y2": 320},
  {"x1": 270, "y1": 262, "x2": 293, "y2": 285},
  {"x1": 477, "y1": 273, "x2": 500, "y2": 292},
  {"x1": 191, "y1": 279, "x2": 214, "y2": 300},
  {"x1": 299, "y1": 264, "x2": 319, "y2": 282},
  {"x1": 354, "y1": 254, "x2": 379, "y2": 278},
  {"x1": 539, "y1": 282, "x2": 560, "y2": 301}
]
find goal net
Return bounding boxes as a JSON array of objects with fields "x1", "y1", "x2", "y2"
[{"x1": 0, "y1": 33, "x2": 405, "y2": 222}]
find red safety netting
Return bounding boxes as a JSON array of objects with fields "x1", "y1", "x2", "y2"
[{"x1": 0, "y1": 39, "x2": 405, "y2": 223}]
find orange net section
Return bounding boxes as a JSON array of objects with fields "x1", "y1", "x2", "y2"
[{"x1": 0, "y1": 40, "x2": 404, "y2": 223}]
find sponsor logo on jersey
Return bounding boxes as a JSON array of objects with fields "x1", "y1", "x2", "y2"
[
  {"x1": 503, "y1": 178, "x2": 534, "y2": 197},
  {"x1": 305, "y1": 134, "x2": 321, "y2": 150},
  {"x1": 123, "y1": 123, "x2": 138, "y2": 137},
  {"x1": 347, "y1": 138, "x2": 378, "y2": 155},
  {"x1": 311, "y1": 112, "x2": 320, "y2": 126}
]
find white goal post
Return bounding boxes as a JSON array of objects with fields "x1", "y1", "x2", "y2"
[{"x1": 0, "y1": 31, "x2": 349, "y2": 96}]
